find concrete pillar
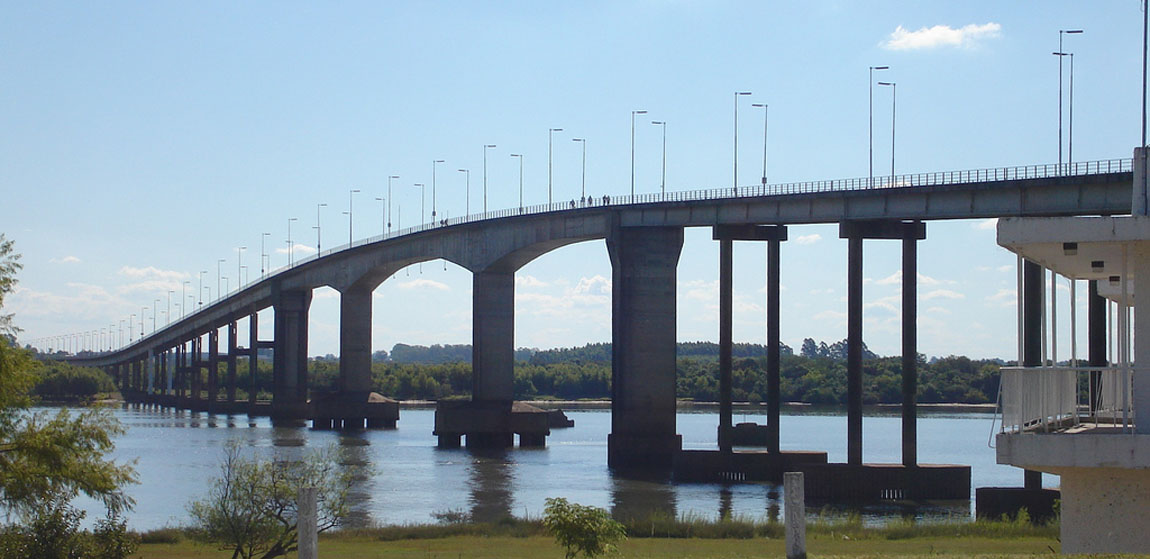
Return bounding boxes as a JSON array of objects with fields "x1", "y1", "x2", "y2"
[
  {"x1": 1132, "y1": 243, "x2": 1150, "y2": 435},
  {"x1": 208, "y1": 329, "x2": 219, "y2": 406},
  {"x1": 767, "y1": 237, "x2": 782, "y2": 454},
  {"x1": 718, "y1": 238, "x2": 734, "y2": 454},
  {"x1": 297, "y1": 487, "x2": 318, "y2": 559},
  {"x1": 472, "y1": 270, "x2": 516, "y2": 403},
  {"x1": 249, "y1": 313, "x2": 259, "y2": 405},
  {"x1": 846, "y1": 235, "x2": 863, "y2": 466},
  {"x1": 607, "y1": 226, "x2": 684, "y2": 471},
  {"x1": 784, "y1": 471, "x2": 806, "y2": 559},
  {"x1": 273, "y1": 289, "x2": 312, "y2": 417},
  {"x1": 227, "y1": 322, "x2": 238, "y2": 403},
  {"x1": 191, "y1": 336, "x2": 202, "y2": 403},
  {"x1": 1022, "y1": 260, "x2": 1045, "y2": 495},
  {"x1": 1088, "y1": 280, "x2": 1107, "y2": 412},
  {"x1": 901, "y1": 227, "x2": 918, "y2": 467},
  {"x1": 339, "y1": 287, "x2": 374, "y2": 397}
]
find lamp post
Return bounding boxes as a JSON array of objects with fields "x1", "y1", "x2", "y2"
[
  {"x1": 734, "y1": 91, "x2": 752, "y2": 196},
  {"x1": 572, "y1": 138, "x2": 586, "y2": 200},
  {"x1": 458, "y1": 169, "x2": 470, "y2": 217},
  {"x1": 167, "y1": 290, "x2": 173, "y2": 325},
  {"x1": 752, "y1": 103, "x2": 769, "y2": 187},
  {"x1": 236, "y1": 246, "x2": 246, "y2": 291},
  {"x1": 182, "y1": 280, "x2": 190, "y2": 317},
  {"x1": 287, "y1": 217, "x2": 298, "y2": 265},
  {"x1": 1057, "y1": 29, "x2": 1083, "y2": 173},
  {"x1": 348, "y1": 188, "x2": 361, "y2": 245},
  {"x1": 316, "y1": 203, "x2": 327, "y2": 254},
  {"x1": 432, "y1": 160, "x2": 444, "y2": 222},
  {"x1": 375, "y1": 196, "x2": 385, "y2": 235},
  {"x1": 217, "y1": 258, "x2": 226, "y2": 301},
  {"x1": 878, "y1": 82, "x2": 896, "y2": 185},
  {"x1": 548, "y1": 128, "x2": 563, "y2": 204},
  {"x1": 510, "y1": 154, "x2": 524, "y2": 211},
  {"x1": 140, "y1": 307, "x2": 147, "y2": 338},
  {"x1": 261, "y1": 232, "x2": 270, "y2": 277},
  {"x1": 129, "y1": 315, "x2": 135, "y2": 342},
  {"x1": 651, "y1": 121, "x2": 666, "y2": 196},
  {"x1": 631, "y1": 110, "x2": 647, "y2": 198},
  {"x1": 483, "y1": 145, "x2": 496, "y2": 214},
  {"x1": 387, "y1": 175, "x2": 399, "y2": 234},
  {"x1": 198, "y1": 270, "x2": 207, "y2": 306},
  {"x1": 869, "y1": 66, "x2": 889, "y2": 189},
  {"x1": 414, "y1": 183, "x2": 425, "y2": 229}
]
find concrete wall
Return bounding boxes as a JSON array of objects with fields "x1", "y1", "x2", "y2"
[{"x1": 1060, "y1": 467, "x2": 1150, "y2": 554}]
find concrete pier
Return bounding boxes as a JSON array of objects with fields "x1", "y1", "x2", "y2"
[
  {"x1": 472, "y1": 270, "x2": 515, "y2": 404},
  {"x1": 606, "y1": 226, "x2": 684, "y2": 471},
  {"x1": 272, "y1": 289, "x2": 311, "y2": 422}
]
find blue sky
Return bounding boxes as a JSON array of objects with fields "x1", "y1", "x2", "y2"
[{"x1": 3, "y1": 1, "x2": 1144, "y2": 359}]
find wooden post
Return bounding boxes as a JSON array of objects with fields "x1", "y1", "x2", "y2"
[
  {"x1": 785, "y1": 471, "x2": 806, "y2": 559},
  {"x1": 298, "y1": 486, "x2": 317, "y2": 559}
]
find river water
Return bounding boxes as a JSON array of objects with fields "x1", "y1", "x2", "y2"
[{"x1": 70, "y1": 405, "x2": 1036, "y2": 530}]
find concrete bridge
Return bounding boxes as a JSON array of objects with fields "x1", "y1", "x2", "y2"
[{"x1": 70, "y1": 157, "x2": 1132, "y2": 486}]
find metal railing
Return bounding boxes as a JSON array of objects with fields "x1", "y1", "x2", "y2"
[
  {"x1": 91, "y1": 157, "x2": 1133, "y2": 357},
  {"x1": 999, "y1": 365, "x2": 1135, "y2": 434}
]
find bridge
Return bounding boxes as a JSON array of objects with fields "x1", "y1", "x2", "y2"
[{"x1": 67, "y1": 157, "x2": 1132, "y2": 491}]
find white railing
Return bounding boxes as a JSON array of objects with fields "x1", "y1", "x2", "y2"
[{"x1": 1000, "y1": 366, "x2": 1135, "y2": 434}]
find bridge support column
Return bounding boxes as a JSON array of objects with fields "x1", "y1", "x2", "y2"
[
  {"x1": 207, "y1": 329, "x2": 219, "y2": 412},
  {"x1": 1088, "y1": 281, "x2": 1106, "y2": 412},
  {"x1": 846, "y1": 234, "x2": 864, "y2": 466},
  {"x1": 767, "y1": 235, "x2": 782, "y2": 454},
  {"x1": 607, "y1": 226, "x2": 684, "y2": 471},
  {"x1": 1023, "y1": 259, "x2": 1044, "y2": 490},
  {"x1": 249, "y1": 313, "x2": 259, "y2": 406},
  {"x1": 272, "y1": 289, "x2": 312, "y2": 423},
  {"x1": 314, "y1": 286, "x2": 397, "y2": 430},
  {"x1": 901, "y1": 224, "x2": 920, "y2": 467},
  {"x1": 227, "y1": 322, "x2": 238, "y2": 405}
]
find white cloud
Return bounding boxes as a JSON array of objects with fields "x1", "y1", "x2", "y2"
[
  {"x1": 973, "y1": 218, "x2": 999, "y2": 231},
  {"x1": 996, "y1": 265, "x2": 1014, "y2": 273},
  {"x1": 50, "y1": 256, "x2": 81, "y2": 264},
  {"x1": 988, "y1": 289, "x2": 1016, "y2": 306},
  {"x1": 396, "y1": 278, "x2": 450, "y2": 291},
  {"x1": 118, "y1": 266, "x2": 188, "y2": 281},
  {"x1": 926, "y1": 306, "x2": 951, "y2": 315},
  {"x1": 116, "y1": 266, "x2": 190, "y2": 294},
  {"x1": 516, "y1": 274, "x2": 548, "y2": 288},
  {"x1": 882, "y1": 23, "x2": 1002, "y2": 51},
  {"x1": 274, "y1": 243, "x2": 316, "y2": 255},
  {"x1": 875, "y1": 271, "x2": 944, "y2": 286},
  {"x1": 922, "y1": 289, "x2": 965, "y2": 300},
  {"x1": 795, "y1": 234, "x2": 822, "y2": 246},
  {"x1": 573, "y1": 275, "x2": 611, "y2": 295}
]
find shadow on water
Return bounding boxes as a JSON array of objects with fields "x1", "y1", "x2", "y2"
[{"x1": 466, "y1": 449, "x2": 516, "y2": 523}]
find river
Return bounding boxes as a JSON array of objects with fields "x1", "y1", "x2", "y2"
[{"x1": 68, "y1": 405, "x2": 1037, "y2": 530}]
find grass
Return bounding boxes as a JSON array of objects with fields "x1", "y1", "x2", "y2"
[{"x1": 130, "y1": 514, "x2": 1076, "y2": 558}]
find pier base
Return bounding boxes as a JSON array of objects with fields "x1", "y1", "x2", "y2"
[{"x1": 434, "y1": 400, "x2": 550, "y2": 449}]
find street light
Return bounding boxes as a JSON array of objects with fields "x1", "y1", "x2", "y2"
[
  {"x1": 236, "y1": 246, "x2": 246, "y2": 291},
  {"x1": 217, "y1": 258, "x2": 226, "y2": 301},
  {"x1": 458, "y1": 169, "x2": 470, "y2": 217},
  {"x1": 167, "y1": 290, "x2": 174, "y2": 325},
  {"x1": 751, "y1": 103, "x2": 769, "y2": 187},
  {"x1": 414, "y1": 183, "x2": 426, "y2": 229},
  {"x1": 572, "y1": 138, "x2": 586, "y2": 200},
  {"x1": 198, "y1": 270, "x2": 207, "y2": 306},
  {"x1": 651, "y1": 121, "x2": 666, "y2": 196},
  {"x1": 734, "y1": 91, "x2": 752, "y2": 196},
  {"x1": 287, "y1": 217, "x2": 298, "y2": 265},
  {"x1": 878, "y1": 82, "x2": 897, "y2": 185},
  {"x1": 348, "y1": 188, "x2": 361, "y2": 245},
  {"x1": 432, "y1": 160, "x2": 444, "y2": 222},
  {"x1": 631, "y1": 110, "x2": 647, "y2": 198},
  {"x1": 869, "y1": 65, "x2": 889, "y2": 189},
  {"x1": 510, "y1": 154, "x2": 524, "y2": 212},
  {"x1": 375, "y1": 196, "x2": 385, "y2": 235},
  {"x1": 1053, "y1": 51, "x2": 1079, "y2": 167},
  {"x1": 549, "y1": 128, "x2": 563, "y2": 204},
  {"x1": 1057, "y1": 29, "x2": 1083, "y2": 172},
  {"x1": 261, "y1": 232, "x2": 270, "y2": 277},
  {"x1": 387, "y1": 175, "x2": 399, "y2": 234},
  {"x1": 316, "y1": 203, "x2": 327, "y2": 254},
  {"x1": 483, "y1": 145, "x2": 496, "y2": 214},
  {"x1": 182, "y1": 280, "x2": 190, "y2": 318}
]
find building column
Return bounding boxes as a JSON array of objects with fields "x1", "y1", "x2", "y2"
[
  {"x1": 607, "y1": 226, "x2": 684, "y2": 471},
  {"x1": 227, "y1": 322, "x2": 238, "y2": 403},
  {"x1": 273, "y1": 289, "x2": 312, "y2": 419},
  {"x1": 472, "y1": 270, "x2": 516, "y2": 403},
  {"x1": 1023, "y1": 259, "x2": 1044, "y2": 489},
  {"x1": 846, "y1": 234, "x2": 864, "y2": 466},
  {"x1": 339, "y1": 287, "x2": 374, "y2": 398}
]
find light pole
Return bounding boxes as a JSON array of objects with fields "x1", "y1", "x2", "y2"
[
  {"x1": 483, "y1": 145, "x2": 496, "y2": 214},
  {"x1": 734, "y1": 91, "x2": 752, "y2": 196},
  {"x1": 287, "y1": 217, "x2": 298, "y2": 265},
  {"x1": 217, "y1": 258, "x2": 225, "y2": 301},
  {"x1": 375, "y1": 196, "x2": 385, "y2": 235},
  {"x1": 458, "y1": 169, "x2": 470, "y2": 217},
  {"x1": 348, "y1": 188, "x2": 360, "y2": 245},
  {"x1": 236, "y1": 246, "x2": 246, "y2": 291},
  {"x1": 869, "y1": 65, "x2": 889, "y2": 189},
  {"x1": 261, "y1": 232, "x2": 270, "y2": 277},
  {"x1": 432, "y1": 160, "x2": 444, "y2": 222},
  {"x1": 752, "y1": 103, "x2": 769, "y2": 187},
  {"x1": 387, "y1": 175, "x2": 398, "y2": 234},
  {"x1": 167, "y1": 290, "x2": 173, "y2": 325},
  {"x1": 549, "y1": 128, "x2": 563, "y2": 204},
  {"x1": 129, "y1": 315, "x2": 134, "y2": 341},
  {"x1": 631, "y1": 110, "x2": 647, "y2": 198},
  {"x1": 878, "y1": 82, "x2": 896, "y2": 185},
  {"x1": 414, "y1": 183, "x2": 425, "y2": 229},
  {"x1": 1057, "y1": 29, "x2": 1083, "y2": 172},
  {"x1": 651, "y1": 121, "x2": 666, "y2": 195},
  {"x1": 316, "y1": 203, "x2": 327, "y2": 254},
  {"x1": 182, "y1": 280, "x2": 190, "y2": 317},
  {"x1": 572, "y1": 138, "x2": 586, "y2": 200},
  {"x1": 198, "y1": 270, "x2": 207, "y2": 306},
  {"x1": 119, "y1": 320, "x2": 125, "y2": 347},
  {"x1": 510, "y1": 154, "x2": 524, "y2": 211}
]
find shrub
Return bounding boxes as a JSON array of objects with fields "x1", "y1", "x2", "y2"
[{"x1": 543, "y1": 498, "x2": 626, "y2": 559}]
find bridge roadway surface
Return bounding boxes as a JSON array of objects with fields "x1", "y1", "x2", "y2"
[{"x1": 72, "y1": 158, "x2": 1133, "y2": 479}]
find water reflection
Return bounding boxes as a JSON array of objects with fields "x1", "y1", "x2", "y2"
[
  {"x1": 466, "y1": 449, "x2": 515, "y2": 522},
  {"x1": 609, "y1": 476, "x2": 676, "y2": 523},
  {"x1": 337, "y1": 433, "x2": 374, "y2": 528}
]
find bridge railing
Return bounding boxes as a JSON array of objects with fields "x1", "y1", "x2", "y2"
[
  {"x1": 999, "y1": 365, "x2": 1136, "y2": 434},
  {"x1": 93, "y1": 157, "x2": 1133, "y2": 356}
]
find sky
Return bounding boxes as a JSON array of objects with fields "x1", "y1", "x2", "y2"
[{"x1": 2, "y1": 1, "x2": 1146, "y2": 360}]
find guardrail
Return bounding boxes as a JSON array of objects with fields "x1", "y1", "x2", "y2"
[
  {"x1": 1000, "y1": 365, "x2": 1135, "y2": 434},
  {"x1": 76, "y1": 157, "x2": 1134, "y2": 358}
]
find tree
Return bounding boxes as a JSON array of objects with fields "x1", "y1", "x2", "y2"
[
  {"x1": 543, "y1": 498, "x2": 626, "y2": 559},
  {"x1": 0, "y1": 234, "x2": 20, "y2": 338},
  {"x1": 188, "y1": 443, "x2": 360, "y2": 559}
]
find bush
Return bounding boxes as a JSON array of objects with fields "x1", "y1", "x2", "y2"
[{"x1": 543, "y1": 498, "x2": 626, "y2": 559}]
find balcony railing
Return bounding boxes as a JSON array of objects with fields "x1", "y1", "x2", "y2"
[{"x1": 999, "y1": 366, "x2": 1135, "y2": 434}]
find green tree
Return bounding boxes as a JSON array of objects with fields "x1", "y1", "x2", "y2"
[
  {"x1": 543, "y1": 498, "x2": 626, "y2": 559},
  {"x1": 0, "y1": 234, "x2": 21, "y2": 338},
  {"x1": 188, "y1": 443, "x2": 360, "y2": 559}
]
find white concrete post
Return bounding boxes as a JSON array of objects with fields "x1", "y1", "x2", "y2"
[
  {"x1": 1134, "y1": 146, "x2": 1149, "y2": 216},
  {"x1": 1132, "y1": 243, "x2": 1150, "y2": 434},
  {"x1": 784, "y1": 471, "x2": 806, "y2": 559},
  {"x1": 298, "y1": 486, "x2": 318, "y2": 559}
]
